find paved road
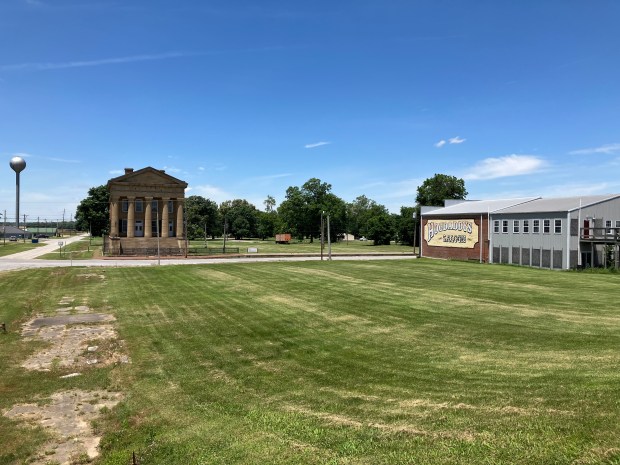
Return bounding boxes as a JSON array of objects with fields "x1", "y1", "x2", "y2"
[
  {"x1": 0, "y1": 237, "x2": 416, "y2": 272},
  {"x1": 4, "y1": 234, "x2": 87, "y2": 260}
]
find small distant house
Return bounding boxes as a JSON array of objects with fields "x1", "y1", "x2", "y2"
[
  {"x1": 1, "y1": 225, "x2": 32, "y2": 239},
  {"x1": 105, "y1": 167, "x2": 188, "y2": 256}
]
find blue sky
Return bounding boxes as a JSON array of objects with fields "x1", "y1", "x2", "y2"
[{"x1": 1, "y1": 0, "x2": 619, "y2": 222}]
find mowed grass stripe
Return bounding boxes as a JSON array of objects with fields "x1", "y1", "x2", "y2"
[{"x1": 1, "y1": 260, "x2": 619, "y2": 464}]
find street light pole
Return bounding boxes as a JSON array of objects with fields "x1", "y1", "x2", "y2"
[
  {"x1": 320, "y1": 211, "x2": 324, "y2": 261},
  {"x1": 327, "y1": 212, "x2": 331, "y2": 260},
  {"x1": 412, "y1": 210, "x2": 417, "y2": 256}
]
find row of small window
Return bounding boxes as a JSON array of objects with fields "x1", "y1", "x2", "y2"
[
  {"x1": 120, "y1": 220, "x2": 174, "y2": 234},
  {"x1": 121, "y1": 199, "x2": 174, "y2": 213},
  {"x1": 493, "y1": 219, "x2": 561, "y2": 234},
  {"x1": 605, "y1": 220, "x2": 620, "y2": 234}
]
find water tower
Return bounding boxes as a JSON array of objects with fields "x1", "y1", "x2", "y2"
[{"x1": 10, "y1": 156, "x2": 26, "y2": 229}]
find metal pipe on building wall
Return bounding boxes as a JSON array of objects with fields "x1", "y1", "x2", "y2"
[{"x1": 480, "y1": 214, "x2": 483, "y2": 263}]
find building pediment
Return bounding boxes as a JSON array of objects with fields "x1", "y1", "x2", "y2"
[{"x1": 107, "y1": 167, "x2": 188, "y2": 189}]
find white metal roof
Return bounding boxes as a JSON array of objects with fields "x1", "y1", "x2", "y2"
[
  {"x1": 493, "y1": 194, "x2": 620, "y2": 214},
  {"x1": 422, "y1": 198, "x2": 539, "y2": 216}
]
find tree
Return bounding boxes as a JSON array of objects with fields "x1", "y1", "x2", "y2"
[
  {"x1": 278, "y1": 178, "x2": 345, "y2": 242},
  {"x1": 257, "y1": 195, "x2": 280, "y2": 240},
  {"x1": 398, "y1": 206, "x2": 416, "y2": 246},
  {"x1": 264, "y1": 195, "x2": 276, "y2": 213},
  {"x1": 220, "y1": 199, "x2": 260, "y2": 239},
  {"x1": 366, "y1": 212, "x2": 395, "y2": 245},
  {"x1": 75, "y1": 185, "x2": 109, "y2": 236},
  {"x1": 415, "y1": 174, "x2": 467, "y2": 207},
  {"x1": 185, "y1": 196, "x2": 219, "y2": 240}
]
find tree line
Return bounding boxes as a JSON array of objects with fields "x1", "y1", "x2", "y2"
[{"x1": 75, "y1": 173, "x2": 467, "y2": 245}]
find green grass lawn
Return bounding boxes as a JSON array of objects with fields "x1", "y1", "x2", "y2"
[
  {"x1": 1, "y1": 260, "x2": 619, "y2": 464},
  {"x1": 190, "y1": 238, "x2": 415, "y2": 254},
  {"x1": 0, "y1": 240, "x2": 45, "y2": 257},
  {"x1": 37, "y1": 236, "x2": 104, "y2": 260}
]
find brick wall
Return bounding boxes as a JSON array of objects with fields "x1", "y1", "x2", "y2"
[{"x1": 421, "y1": 215, "x2": 490, "y2": 262}]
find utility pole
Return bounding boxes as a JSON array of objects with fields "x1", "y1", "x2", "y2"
[
  {"x1": 327, "y1": 212, "x2": 331, "y2": 260},
  {"x1": 320, "y1": 211, "x2": 324, "y2": 260},
  {"x1": 62, "y1": 209, "x2": 65, "y2": 236},
  {"x1": 223, "y1": 216, "x2": 227, "y2": 253},
  {"x1": 184, "y1": 201, "x2": 188, "y2": 258}
]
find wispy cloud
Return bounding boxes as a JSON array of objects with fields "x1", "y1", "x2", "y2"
[
  {"x1": 569, "y1": 143, "x2": 620, "y2": 155},
  {"x1": 435, "y1": 136, "x2": 465, "y2": 148},
  {"x1": 464, "y1": 154, "x2": 546, "y2": 180},
  {"x1": 198, "y1": 167, "x2": 205, "y2": 171},
  {"x1": 48, "y1": 157, "x2": 81, "y2": 163},
  {"x1": 304, "y1": 141, "x2": 331, "y2": 149},
  {"x1": 252, "y1": 173, "x2": 293, "y2": 181},
  {"x1": 189, "y1": 184, "x2": 232, "y2": 203},
  {"x1": 1, "y1": 51, "x2": 201, "y2": 72},
  {"x1": 109, "y1": 169, "x2": 124, "y2": 175},
  {"x1": 163, "y1": 166, "x2": 181, "y2": 173},
  {"x1": 12, "y1": 152, "x2": 80, "y2": 163},
  {"x1": 1, "y1": 47, "x2": 288, "y2": 72}
]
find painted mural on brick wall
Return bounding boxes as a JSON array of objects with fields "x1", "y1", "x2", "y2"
[{"x1": 425, "y1": 219, "x2": 479, "y2": 248}]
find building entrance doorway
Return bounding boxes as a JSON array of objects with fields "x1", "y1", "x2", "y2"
[{"x1": 135, "y1": 220, "x2": 144, "y2": 237}]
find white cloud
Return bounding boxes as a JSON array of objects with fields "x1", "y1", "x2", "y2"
[
  {"x1": 109, "y1": 169, "x2": 124, "y2": 175},
  {"x1": 449, "y1": 136, "x2": 466, "y2": 144},
  {"x1": 252, "y1": 173, "x2": 292, "y2": 181},
  {"x1": 189, "y1": 184, "x2": 232, "y2": 203},
  {"x1": 198, "y1": 166, "x2": 205, "y2": 171},
  {"x1": 1, "y1": 52, "x2": 198, "y2": 72},
  {"x1": 464, "y1": 154, "x2": 546, "y2": 180},
  {"x1": 435, "y1": 140, "x2": 446, "y2": 148},
  {"x1": 304, "y1": 141, "x2": 331, "y2": 149},
  {"x1": 569, "y1": 143, "x2": 620, "y2": 155},
  {"x1": 48, "y1": 157, "x2": 81, "y2": 163},
  {"x1": 162, "y1": 166, "x2": 181, "y2": 173}
]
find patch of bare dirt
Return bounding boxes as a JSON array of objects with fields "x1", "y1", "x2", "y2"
[
  {"x1": 20, "y1": 312, "x2": 122, "y2": 371},
  {"x1": 19, "y1": 296, "x2": 130, "y2": 372},
  {"x1": 6, "y1": 298, "x2": 130, "y2": 463},
  {"x1": 3, "y1": 389, "x2": 122, "y2": 465}
]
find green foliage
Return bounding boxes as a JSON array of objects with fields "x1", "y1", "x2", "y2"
[
  {"x1": 220, "y1": 199, "x2": 259, "y2": 239},
  {"x1": 415, "y1": 173, "x2": 467, "y2": 207},
  {"x1": 398, "y1": 206, "x2": 417, "y2": 246},
  {"x1": 347, "y1": 196, "x2": 392, "y2": 240},
  {"x1": 278, "y1": 178, "x2": 345, "y2": 242},
  {"x1": 257, "y1": 211, "x2": 279, "y2": 239},
  {"x1": 185, "y1": 196, "x2": 219, "y2": 240},
  {"x1": 74, "y1": 185, "x2": 109, "y2": 236},
  {"x1": 366, "y1": 212, "x2": 395, "y2": 245}
]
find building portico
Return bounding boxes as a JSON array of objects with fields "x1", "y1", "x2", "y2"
[{"x1": 106, "y1": 167, "x2": 188, "y2": 255}]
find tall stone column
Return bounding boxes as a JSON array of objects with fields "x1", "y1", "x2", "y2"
[
  {"x1": 127, "y1": 197, "x2": 135, "y2": 238},
  {"x1": 176, "y1": 200, "x2": 184, "y2": 239},
  {"x1": 162, "y1": 197, "x2": 169, "y2": 238},
  {"x1": 110, "y1": 198, "x2": 119, "y2": 236},
  {"x1": 144, "y1": 196, "x2": 153, "y2": 238}
]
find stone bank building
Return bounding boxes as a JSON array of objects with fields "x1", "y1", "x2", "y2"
[
  {"x1": 105, "y1": 167, "x2": 188, "y2": 256},
  {"x1": 421, "y1": 195, "x2": 620, "y2": 269}
]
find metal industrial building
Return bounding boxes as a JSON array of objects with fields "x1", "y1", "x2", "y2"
[{"x1": 421, "y1": 194, "x2": 620, "y2": 269}]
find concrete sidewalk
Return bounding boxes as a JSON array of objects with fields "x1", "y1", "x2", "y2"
[{"x1": 0, "y1": 234, "x2": 87, "y2": 260}]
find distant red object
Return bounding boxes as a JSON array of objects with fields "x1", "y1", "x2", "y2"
[{"x1": 275, "y1": 233, "x2": 291, "y2": 244}]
